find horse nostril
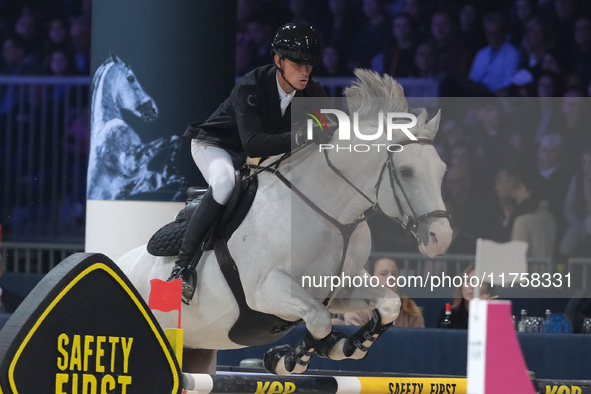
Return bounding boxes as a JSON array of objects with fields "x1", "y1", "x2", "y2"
[{"x1": 430, "y1": 231, "x2": 437, "y2": 243}]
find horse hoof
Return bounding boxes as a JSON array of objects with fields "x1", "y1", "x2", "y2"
[{"x1": 263, "y1": 344, "x2": 292, "y2": 374}]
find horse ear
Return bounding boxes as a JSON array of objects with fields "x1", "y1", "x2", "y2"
[
  {"x1": 110, "y1": 53, "x2": 119, "y2": 64},
  {"x1": 425, "y1": 109, "x2": 441, "y2": 138}
]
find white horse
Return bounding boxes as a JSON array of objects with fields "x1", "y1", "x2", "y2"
[
  {"x1": 116, "y1": 69, "x2": 453, "y2": 374},
  {"x1": 87, "y1": 54, "x2": 182, "y2": 200}
]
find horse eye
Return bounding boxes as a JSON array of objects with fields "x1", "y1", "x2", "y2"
[{"x1": 127, "y1": 75, "x2": 135, "y2": 83}]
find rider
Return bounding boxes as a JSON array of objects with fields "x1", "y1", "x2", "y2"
[{"x1": 168, "y1": 22, "x2": 330, "y2": 303}]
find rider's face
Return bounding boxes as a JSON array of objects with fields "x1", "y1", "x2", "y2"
[{"x1": 275, "y1": 55, "x2": 312, "y2": 92}]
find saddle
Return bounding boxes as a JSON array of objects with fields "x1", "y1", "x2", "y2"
[{"x1": 147, "y1": 168, "x2": 299, "y2": 346}]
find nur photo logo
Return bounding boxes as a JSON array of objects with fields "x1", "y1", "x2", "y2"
[{"x1": 304, "y1": 108, "x2": 418, "y2": 152}]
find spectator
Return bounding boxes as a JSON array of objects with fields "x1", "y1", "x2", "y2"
[
  {"x1": 68, "y1": 15, "x2": 91, "y2": 75},
  {"x1": 321, "y1": 0, "x2": 360, "y2": 66},
  {"x1": 468, "y1": 98, "x2": 518, "y2": 178},
  {"x1": 566, "y1": 16, "x2": 591, "y2": 87},
  {"x1": 443, "y1": 142, "x2": 500, "y2": 242},
  {"x1": 403, "y1": 0, "x2": 430, "y2": 41},
  {"x1": 459, "y1": 2, "x2": 486, "y2": 63},
  {"x1": 245, "y1": 18, "x2": 274, "y2": 70},
  {"x1": 43, "y1": 17, "x2": 73, "y2": 55},
  {"x1": 540, "y1": 0, "x2": 579, "y2": 44},
  {"x1": 236, "y1": 0, "x2": 263, "y2": 35},
  {"x1": 315, "y1": 45, "x2": 350, "y2": 78},
  {"x1": 540, "y1": 50, "x2": 567, "y2": 75},
  {"x1": 381, "y1": 13, "x2": 417, "y2": 77},
  {"x1": 528, "y1": 72, "x2": 563, "y2": 149},
  {"x1": 236, "y1": 33, "x2": 255, "y2": 76},
  {"x1": 536, "y1": 133, "x2": 571, "y2": 234},
  {"x1": 411, "y1": 41, "x2": 444, "y2": 80},
  {"x1": 564, "y1": 289, "x2": 591, "y2": 333},
  {"x1": 436, "y1": 264, "x2": 496, "y2": 329},
  {"x1": 0, "y1": 35, "x2": 41, "y2": 116},
  {"x1": 509, "y1": 0, "x2": 536, "y2": 47},
  {"x1": 13, "y1": 7, "x2": 43, "y2": 61},
  {"x1": 348, "y1": 0, "x2": 391, "y2": 70},
  {"x1": 468, "y1": 12, "x2": 520, "y2": 94},
  {"x1": 495, "y1": 165, "x2": 557, "y2": 259},
  {"x1": 287, "y1": 0, "x2": 316, "y2": 26},
  {"x1": 45, "y1": 48, "x2": 78, "y2": 76},
  {"x1": 344, "y1": 256, "x2": 425, "y2": 328},
  {"x1": 556, "y1": 90, "x2": 591, "y2": 170},
  {"x1": 517, "y1": 17, "x2": 555, "y2": 80},
  {"x1": 430, "y1": 10, "x2": 468, "y2": 79},
  {"x1": 559, "y1": 146, "x2": 591, "y2": 258}
]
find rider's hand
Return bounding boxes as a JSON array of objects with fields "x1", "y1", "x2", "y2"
[{"x1": 294, "y1": 121, "x2": 333, "y2": 146}]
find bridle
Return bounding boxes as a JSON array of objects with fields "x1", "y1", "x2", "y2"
[
  {"x1": 321, "y1": 137, "x2": 450, "y2": 240},
  {"x1": 375, "y1": 138, "x2": 451, "y2": 239},
  {"x1": 246, "y1": 137, "x2": 450, "y2": 304}
]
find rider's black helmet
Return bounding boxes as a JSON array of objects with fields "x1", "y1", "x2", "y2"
[{"x1": 271, "y1": 23, "x2": 321, "y2": 66}]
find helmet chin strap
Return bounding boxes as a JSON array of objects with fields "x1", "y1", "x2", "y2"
[{"x1": 277, "y1": 58, "x2": 300, "y2": 92}]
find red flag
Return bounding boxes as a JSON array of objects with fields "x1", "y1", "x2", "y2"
[{"x1": 149, "y1": 279, "x2": 182, "y2": 328}]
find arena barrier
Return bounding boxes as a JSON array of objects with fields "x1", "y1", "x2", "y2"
[
  {"x1": 181, "y1": 373, "x2": 591, "y2": 394},
  {"x1": 182, "y1": 373, "x2": 467, "y2": 394}
]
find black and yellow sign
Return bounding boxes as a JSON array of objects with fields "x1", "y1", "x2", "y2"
[{"x1": 0, "y1": 253, "x2": 182, "y2": 394}]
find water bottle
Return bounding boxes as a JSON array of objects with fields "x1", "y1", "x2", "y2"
[
  {"x1": 441, "y1": 303, "x2": 452, "y2": 329},
  {"x1": 518, "y1": 309, "x2": 527, "y2": 332}
]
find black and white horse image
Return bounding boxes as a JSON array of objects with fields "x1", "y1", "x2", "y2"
[{"x1": 87, "y1": 54, "x2": 182, "y2": 200}]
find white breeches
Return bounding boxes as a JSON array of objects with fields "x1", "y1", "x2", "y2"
[{"x1": 191, "y1": 139, "x2": 235, "y2": 205}]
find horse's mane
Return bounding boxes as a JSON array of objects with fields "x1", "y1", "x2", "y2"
[{"x1": 343, "y1": 69, "x2": 429, "y2": 139}]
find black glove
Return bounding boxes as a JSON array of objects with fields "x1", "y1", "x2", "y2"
[{"x1": 293, "y1": 120, "x2": 334, "y2": 146}]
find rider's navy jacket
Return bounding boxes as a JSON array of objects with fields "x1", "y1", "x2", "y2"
[{"x1": 184, "y1": 64, "x2": 327, "y2": 167}]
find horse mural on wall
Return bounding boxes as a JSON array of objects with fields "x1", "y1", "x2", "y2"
[
  {"x1": 117, "y1": 70, "x2": 453, "y2": 375},
  {"x1": 87, "y1": 54, "x2": 183, "y2": 200}
]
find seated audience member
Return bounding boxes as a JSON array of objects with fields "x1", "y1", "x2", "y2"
[
  {"x1": 344, "y1": 256, "x2": 425, "y2": 328},
  {"x1": 564, "y1": 289, "x2": 591, "y2": 333},
  {"x1": 560, "y1": 146, "x2": 591, "y2": 258},
  {"x1": 495, "y1": 165, "x2": 557, "y2": 259},
  {"x1": 468, "y1": 12, "x2": 520, "y2": 95},
  {"x1": 381, "y1": 12, "x2": 417, "y2": 77},
  {"x1": 437, "y1": 264, "x2": 496, "y2": 329},
  {"x1": 536, "y1": 134, "x2": 571, "y2": 234}
]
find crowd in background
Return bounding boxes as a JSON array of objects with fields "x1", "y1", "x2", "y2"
[
  {"x1": 0, "y1": 0, "x2": 91, "y2": 78},
  {"x1": 1, "y1": 0, "x2": 591, "y2": 262},
  {"x1": 238, "y1": 0, "x2": 591, "y2": 262}
]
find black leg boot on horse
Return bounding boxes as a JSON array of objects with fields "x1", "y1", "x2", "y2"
[{"x1": 168, "y1": 187, "x2": 223, "y2": 304}]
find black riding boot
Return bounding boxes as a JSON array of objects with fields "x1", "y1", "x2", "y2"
[{"x1": 168, "y1": 188, "x2": 223, "y2": 304}]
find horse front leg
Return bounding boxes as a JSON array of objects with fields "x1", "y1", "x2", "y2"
[
  {"x1": 321, "y1": 286, "x2": 401, "y2": 360},
  {"x1": 253, "y1": 268, "x2": 333, "y2": 375}
]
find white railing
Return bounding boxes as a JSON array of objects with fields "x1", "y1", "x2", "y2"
[
  {"x1": 0, "y1": 76, "x2": 90, "y2": 244},
  {"x1": 1, "y1": 241, "x2": 84, "y2": 274}
]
